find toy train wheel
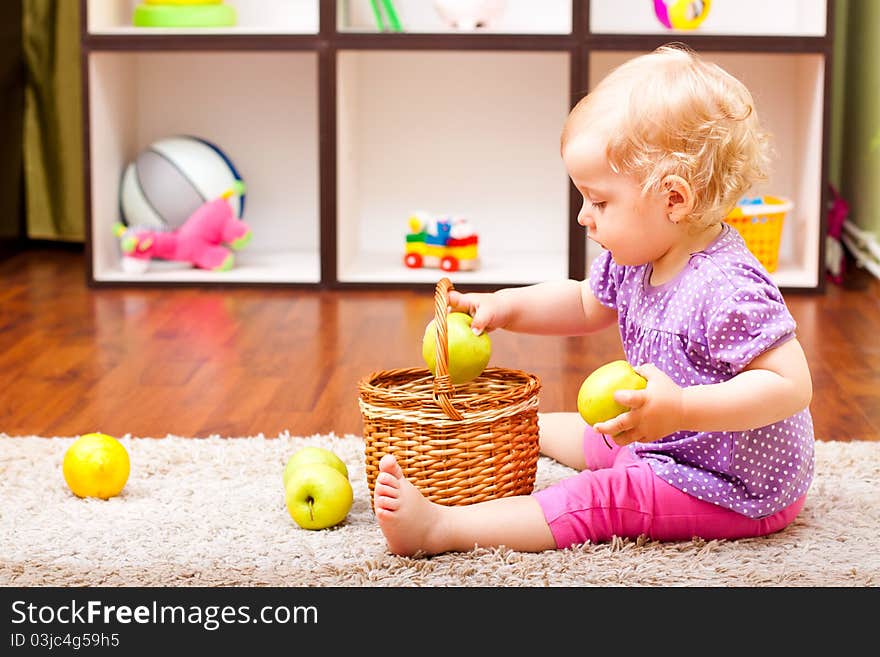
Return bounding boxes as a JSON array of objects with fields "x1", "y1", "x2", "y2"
[
  {"x1": 404, "y1": 253, "x2": 423, "y2": 268},
  {"x1": 440, "y1": 256, "x2": 459, "y2": 272}
]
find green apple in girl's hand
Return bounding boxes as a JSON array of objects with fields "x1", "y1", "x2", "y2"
[
  {"x1": 577, "y1": 360, "x2": 647, "y2": 426},
  {"x1": 422, "y1": 312, "x2": 492, "y2": 385}
]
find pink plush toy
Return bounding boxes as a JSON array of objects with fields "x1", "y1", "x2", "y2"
[{"x1": 114, "y1": 182, "x2": 251, "y2": 273}]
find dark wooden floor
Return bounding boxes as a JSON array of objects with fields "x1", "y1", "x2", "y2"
[{"x1": 1, "y1": 248, "x2": 878, "y2": 441}]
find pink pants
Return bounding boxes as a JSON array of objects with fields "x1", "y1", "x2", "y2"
[{"x1": 533, "y1": 426, "x2": 806, "y2": 549}]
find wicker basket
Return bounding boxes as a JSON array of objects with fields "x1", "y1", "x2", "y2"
[{"x1": 358, "y1": 278, "x2": 541, "y2": 506}]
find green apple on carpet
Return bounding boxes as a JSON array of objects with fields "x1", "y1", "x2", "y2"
[{"x1": 283, "y1": 446, "x2": 354, "y2": 530}]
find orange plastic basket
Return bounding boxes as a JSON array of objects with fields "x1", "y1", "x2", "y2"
[
  {"x1": 358, "y1": 278, "x2": 541, "y2": 507},
  {"x1": 725, "y1": 195, "x2": 793, "y2": 273}
]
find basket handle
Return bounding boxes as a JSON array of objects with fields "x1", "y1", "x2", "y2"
[{"x1": 432, "y1": 277, "x2": 464, "y2": 421}]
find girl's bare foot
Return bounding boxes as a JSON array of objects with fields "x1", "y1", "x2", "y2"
[{"x1": 373, "y1": 454, "x2": 447, "y2": 556}]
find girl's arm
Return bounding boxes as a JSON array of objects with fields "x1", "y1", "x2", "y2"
[
  {"x1": 680, "y1": 337, "x2": 813, "y2": 431},
  {"x1": 449, "y1": 280, "x2": 617, "y2": 336},
  {"x1": 593, "y1": 337, "x2": 813, "y2": 443}
]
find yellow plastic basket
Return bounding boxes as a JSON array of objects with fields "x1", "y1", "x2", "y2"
[{"x1": 725, "y1": 195, "x2": 793, "y2": 273}]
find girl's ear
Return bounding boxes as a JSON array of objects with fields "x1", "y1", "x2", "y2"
[{"x1": 661, "y1": 175, "x2": 695, "y2": 223}]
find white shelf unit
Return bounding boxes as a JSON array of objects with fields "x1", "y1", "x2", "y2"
[
  {"x1": 81, "y1": 0, "x2": 833, "y2": 291},
  {"x1": 585, "y1": 50, "x2": 827, "y2": 290},
  {"x1": 335, "y1": 49, "x2": 571, "y2": 285}
]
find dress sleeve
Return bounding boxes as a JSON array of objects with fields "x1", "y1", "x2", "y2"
[
  {"x1": 705, "y1": 286, "x2": 797, "y2": 374},
  {"x1": 589, "y1": 249, "x2": 620, "y2": 310}
]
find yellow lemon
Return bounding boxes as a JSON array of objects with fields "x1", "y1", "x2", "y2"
[{"x1": 62, "y1": 433, "x2": 130, "y2": 499}]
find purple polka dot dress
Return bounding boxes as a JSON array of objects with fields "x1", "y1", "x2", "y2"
[{"x1": 589, "y1": 223, "x2": 814, "y2": 518}]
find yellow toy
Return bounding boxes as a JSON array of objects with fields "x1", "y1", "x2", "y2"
[{"x1": 653, "y1": 0, "x2": 711, "y2": 30}]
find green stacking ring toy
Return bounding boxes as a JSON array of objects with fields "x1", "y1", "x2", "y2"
[
  {"x1": 144, "y1": 0, "x2": 222, "y2": 4},
  {"x1": 133, "y1": 3, "x2": 237, "y2": 28}
]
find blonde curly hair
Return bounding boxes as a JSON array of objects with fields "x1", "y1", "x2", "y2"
[{"x1": 562, "y1": 44, "x2": 773, "y2": 228}]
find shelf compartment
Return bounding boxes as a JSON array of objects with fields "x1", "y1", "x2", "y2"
[
  {"x1": 338, "y1": 0, "x2": 572, "y2": 35},
  {"x1": 589, "y1": 0, "x2": 826, "y2": 37},
  {"x1": 87, "y1": 51, "x2": 320, "y2": 285},
  {"x1": 336, "y1": 49, "x2": 571, "y2": 286},
  {"x1": 584, "y1": 50, "x2": 825, "y2": 290},
  {"x1": 86, "y1": 0, "x2": 320, "y2": 35}
]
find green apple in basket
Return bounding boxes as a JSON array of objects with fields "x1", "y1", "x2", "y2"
[{"x1": 421, "y1": 311, "x2": 492, "y2": 385}]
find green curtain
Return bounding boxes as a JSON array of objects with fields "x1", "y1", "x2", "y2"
[
  {"x1": 840, "y1": 0, "x2": 880, "y2": 236},
  {"x1": 0, "y1": 1, "x2": 23, "y2": 241},
  {"x1": 831, "y1": 0, "x2": 880, "y2": 236},
  {"x1": 23, "y1": 0, "x2": 84, "y2": 241}
]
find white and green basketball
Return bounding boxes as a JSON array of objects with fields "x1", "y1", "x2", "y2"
[{"x1": 119, "y1": 135, "x2": 245, "y2": 230}]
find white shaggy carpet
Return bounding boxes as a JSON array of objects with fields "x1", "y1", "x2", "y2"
[{"x1": 1, "y1": 434, "x2": 878, "y2": 587}]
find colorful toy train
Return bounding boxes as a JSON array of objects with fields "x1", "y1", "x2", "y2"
[{"x1": 404, "y1": 212, "x2": 479, "y2": 272}]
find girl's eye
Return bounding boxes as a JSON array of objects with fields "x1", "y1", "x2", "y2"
[{"x1": 591, "y1": 201, "x2": 606, "y2": 210}]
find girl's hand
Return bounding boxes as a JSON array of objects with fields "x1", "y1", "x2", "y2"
[
  {"x1": 446, "y1": 290, "x2": 510, "y2": 336},
  {"x1": 591, "y1": 364, "x2": 684, "y2": 446}
]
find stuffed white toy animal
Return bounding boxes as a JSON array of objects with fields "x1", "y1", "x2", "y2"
[{"x1": 433, "y1": 0, "x2": 506, "y2": 31}]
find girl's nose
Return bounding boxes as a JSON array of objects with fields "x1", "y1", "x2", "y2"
[{"x1": 577, "y1": 210, "x2": 595, "y2": 229}]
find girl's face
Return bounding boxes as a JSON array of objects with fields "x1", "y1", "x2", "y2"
[{"x1": 562, "y1": 133, "x2": 679, "y2": 267}]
